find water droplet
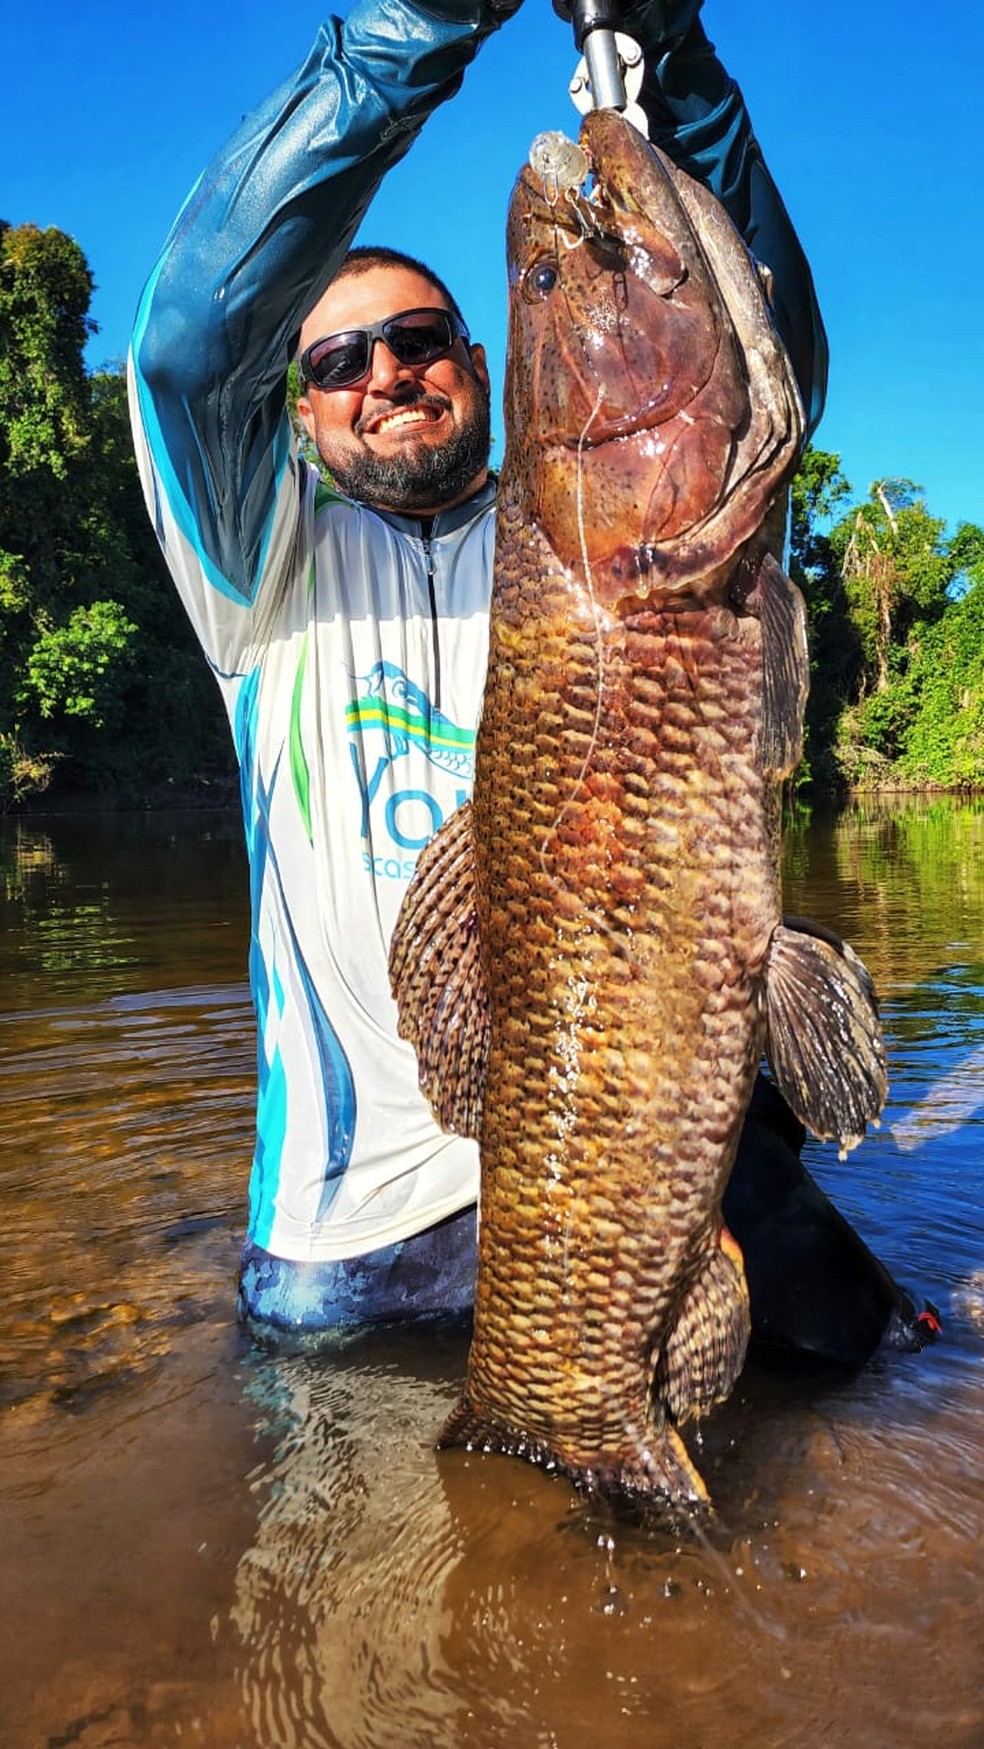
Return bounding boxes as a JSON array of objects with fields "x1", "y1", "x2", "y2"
[{"x1": 599, "y1": 1583, "x2": 627, "y2": 1616}]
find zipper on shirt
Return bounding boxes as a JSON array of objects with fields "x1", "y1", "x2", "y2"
[{"x1": 422, "y1": 529, "x2": 442, "y2": 710}]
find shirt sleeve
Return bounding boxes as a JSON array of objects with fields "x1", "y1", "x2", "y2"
[{"x1": 630, "y1": 3, "x2": 828, "y2": 435}]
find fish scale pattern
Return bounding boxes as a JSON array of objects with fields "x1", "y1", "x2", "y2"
[
  {"x1": 464, "y1": 498, "x2": 771, "y2": 1494},
  {"x1": 387, "y1": 109, "x2": 870, "y2": 1507}
]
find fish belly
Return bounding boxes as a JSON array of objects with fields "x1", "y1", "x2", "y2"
[{"x1": 463, "y1": 541, "x2": 774, "y2": 1491}]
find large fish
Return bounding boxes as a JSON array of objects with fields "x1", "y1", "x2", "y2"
[{"x1": 390, "y1": 110, "x2": 886, "y2": 1506}]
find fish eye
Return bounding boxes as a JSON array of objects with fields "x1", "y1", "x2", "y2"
[{"x1": 523, "y1": 258, "x2": 560, "y2": 302}]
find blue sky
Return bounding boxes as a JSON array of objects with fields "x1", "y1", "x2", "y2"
[{"x1": 3, "y1": 0, "x2": 980, "y2": 533}]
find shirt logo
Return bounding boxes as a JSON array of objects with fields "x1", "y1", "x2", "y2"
[
  {"x1": 347, "y1": 662, "x2": 474, "y2": 876},
  {"x1": 345, "y1": 661, "x2": 475, "y2": 778}
]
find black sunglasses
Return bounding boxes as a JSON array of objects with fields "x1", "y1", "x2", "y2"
[{"x1": 299, "y1": 306, "x2": 470, "y2": 391}]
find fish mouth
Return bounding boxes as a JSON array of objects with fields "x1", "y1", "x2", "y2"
[
  {"x1": 537, "y1": 352, "x2": 702, "y2": 452},
  {"x1": 555, "y1": 398, "x2": 684, "y2": 450},
  {"x1": 514, "y1": 128, "x2": 723, "y2": 452}
]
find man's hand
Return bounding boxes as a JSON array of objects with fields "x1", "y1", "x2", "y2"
[{"x1": 622, "y1": 0, "x2": 704, "y2": 50}]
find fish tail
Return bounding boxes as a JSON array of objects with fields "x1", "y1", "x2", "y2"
[{"x1": 438, "y1": 1399, "x2": 709, "y2": 1507}]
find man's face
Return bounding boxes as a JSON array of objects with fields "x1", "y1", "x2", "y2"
[{"x1": 296, "y1": 266, "x2": 492, "y2": 517}]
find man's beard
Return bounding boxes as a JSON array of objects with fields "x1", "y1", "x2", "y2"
[{"x1": 319, "y1": 390, "x2": 491, "y2": 514}]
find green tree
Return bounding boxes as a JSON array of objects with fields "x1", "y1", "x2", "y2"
[
  {"x1": 788, "y1": 447, "x2": 859, "y2": 790},
  {"x1": 0, "y1": 221, "x2": 133, "y2": 795},
  {"x1": 832, "y1": 479, "x2": 951, "y2": 699},
  {"x1": 787, "y1": 454, "x2": 984, "y2": 792},
  {"x1": 899, "y1": 527, "x2": 984, "y2": 786},
  {"x1": 0, "y1": 220, "x2": 93, "y2": 494},
  {"x1": 830, "y1": 483, "x2": 970, "y2": 780},
  {"x1": 0, "y1": 223, "x2": 232, "y2": 805},
  {"x1": 21, "y1": 599, "x2": 137, "y2": 726}
]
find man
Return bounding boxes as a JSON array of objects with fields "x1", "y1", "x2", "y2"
[
  {"x1": 130, "y1": 0, "x2": 926, "y2": 1357},
  {"x1": 295, "y1": 252, "x2": 492, "y2": 521}
]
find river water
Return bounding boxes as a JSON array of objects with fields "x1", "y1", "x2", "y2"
[{"x1": 1, "y1": 801, "x2": 982, "y2": 1748}]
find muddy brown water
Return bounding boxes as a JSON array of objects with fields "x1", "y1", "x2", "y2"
[{"x1": 1, "y1": 802, "x2": 982, "y2": 1748}]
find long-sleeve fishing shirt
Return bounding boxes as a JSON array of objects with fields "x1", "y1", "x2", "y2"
[{"x1": 128, "y1": 0, "x2": 828, "y2": 1267}]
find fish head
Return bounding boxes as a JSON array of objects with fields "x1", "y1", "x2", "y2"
[{"x1": 502, "y1": 110, "x2": 805, "y2": 599}]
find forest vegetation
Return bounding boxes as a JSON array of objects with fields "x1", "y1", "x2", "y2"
[{"x1": 2, "y1": 220, "x2": 983, "y2": 811}]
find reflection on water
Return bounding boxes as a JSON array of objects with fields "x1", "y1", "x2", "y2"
[
  {"x1": 229, "y1": 1340, "x2": 984, "y2": 1749},
  {"x1": 1, "y1": 803, "x2": 983, "y2": 1747}
]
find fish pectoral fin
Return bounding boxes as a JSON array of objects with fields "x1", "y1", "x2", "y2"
[
  {"x1": 765, "y1": 916, "x2": 888, "y2": 1155},
  {"x1": 653, "y1": 1226, "x2": 751, "y2": 1423},
  {"x1": 745, "y1": 548, "x2": 810, "y2": 779},
  {"x1": 388, "y1": 801, "x2": 489, "y2": 1140}
]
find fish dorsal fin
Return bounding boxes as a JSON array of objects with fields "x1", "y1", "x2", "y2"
[
  {"x1": 388, "y1": 801, "x2": 489, "y2": 1140},
  {"x1": 765, "y1": 917, "x2": 888, "y2": 1155}
]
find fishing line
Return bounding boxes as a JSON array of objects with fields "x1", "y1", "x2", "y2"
[
  {"x1": 530, "y1": 163, "x2": 622, "y2": 914},
  {"x1": 536, "y1": 373, "x2": 659, "y2": 998},
  {"x1": 573, "y1": 380, "x2": 608, "y2": 799}
]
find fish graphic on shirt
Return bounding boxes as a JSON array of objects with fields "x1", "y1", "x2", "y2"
[{"x1": 345, "y1": 661, "x2": 475, "y2": 779}]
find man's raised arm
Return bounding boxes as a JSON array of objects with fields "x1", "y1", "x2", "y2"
[
  {"x1": 129, "y1": 0, "x2": 519, "y2": 616},
  {"x1": 631, "y1": 1, "x2": 828, "y2": 433}
]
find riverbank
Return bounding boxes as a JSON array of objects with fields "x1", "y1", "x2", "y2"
[
  {"x1": 4, "y1": 771, "x2": 241, "y2": 817},
  {"x1": 8, "y1": 777, "x2": 984, "y2": 823}
]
